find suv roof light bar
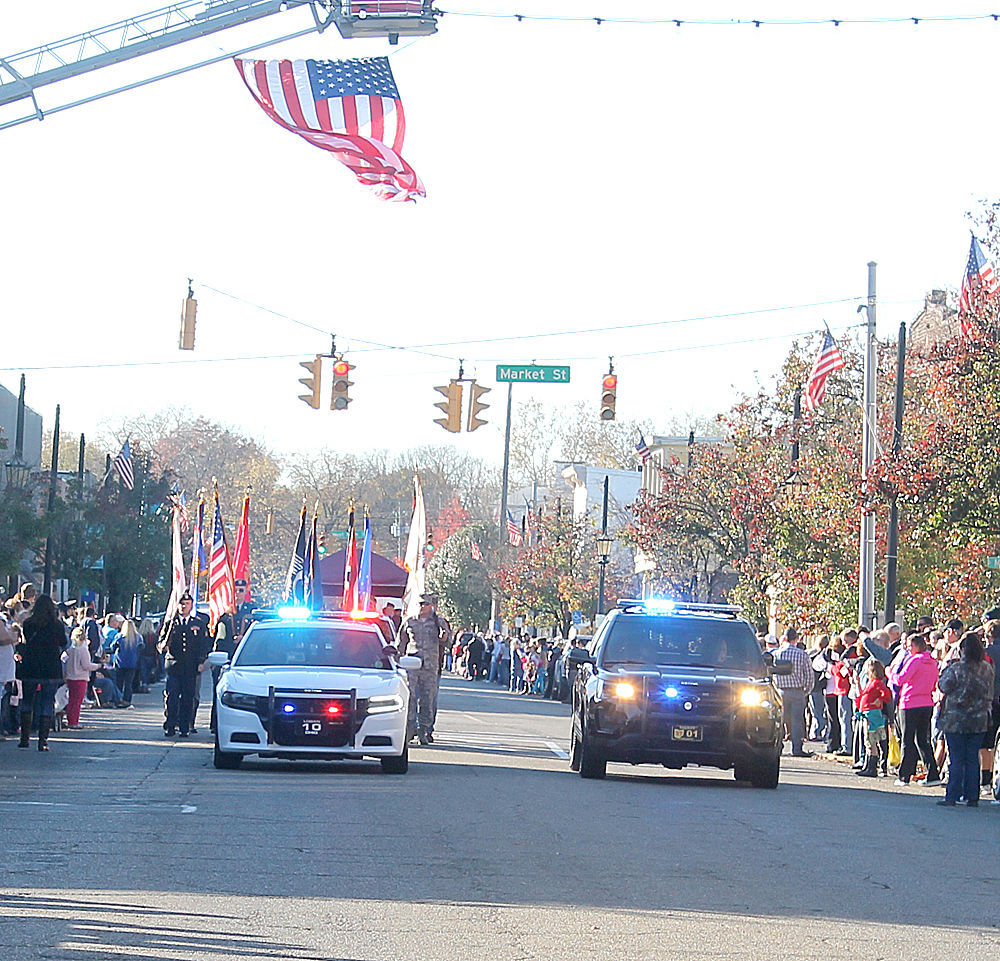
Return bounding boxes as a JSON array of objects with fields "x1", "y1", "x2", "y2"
[{"x1": 616, "y1": 599, "x2": 743, "y2": 615}]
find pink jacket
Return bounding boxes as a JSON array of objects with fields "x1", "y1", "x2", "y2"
[{"x1": 890, "y1": 651, "x2": 938, "y2": 709}]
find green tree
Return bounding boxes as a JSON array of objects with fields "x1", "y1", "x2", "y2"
[{"x1": 426, "y1": 521, "x2": 496, "y2": 630}]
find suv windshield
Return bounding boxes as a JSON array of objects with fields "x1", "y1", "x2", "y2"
[
  {"x1": 235, "y1": 626, "x2": 390, "y2": 669},
  {"x1": 600, "y1": 616, "x2": 763, "y2": 672}
]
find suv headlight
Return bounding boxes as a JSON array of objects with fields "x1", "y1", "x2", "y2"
[
  {"x1": 600, "y1": 679, "x2": 638, "y2": 699},
  {"x1": 739, "y1": 686, "x2": 773, "y2": 708},
  {"x1": 221, "y1": 691, "x2": 259, "y2": 711},
  {"x1": 367, "y1": 694, "x2": 404, "y2": 714}
]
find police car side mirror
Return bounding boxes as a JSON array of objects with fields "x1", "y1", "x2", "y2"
[
  {"x1": 207, "y1": 652, "x2": 230, "y2": 669},
  {"x1": 398, "y1": 655, "x2": 422, "y2": 671}
]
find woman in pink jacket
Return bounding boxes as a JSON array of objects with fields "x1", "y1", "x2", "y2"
[{"x1": 890, "y1": 632, "x2": 942, "y2": 787}]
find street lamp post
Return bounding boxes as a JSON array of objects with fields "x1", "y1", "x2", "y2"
[{"x1": 596, "y1": 533, "x2": 612, "y2": 615}]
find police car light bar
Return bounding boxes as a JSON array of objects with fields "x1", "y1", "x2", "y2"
[{"x1": 617, "y1": 599, "x2": 743, "y2": 615}]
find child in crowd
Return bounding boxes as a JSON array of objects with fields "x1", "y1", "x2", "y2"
[
  {"x1": 62, "y1": 627, "x2": 103, "y2": 729},
  {"x1": 855, "y1": 660, "x2": 892, "y2": 778}
]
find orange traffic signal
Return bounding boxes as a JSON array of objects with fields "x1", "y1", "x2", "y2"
[{"x1": 600, "y1": 372, "x2": 617, "y2": 421}]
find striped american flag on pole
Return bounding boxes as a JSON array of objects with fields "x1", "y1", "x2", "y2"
[
  {"x1": 113, "y1": 440, "x2": 135, "y2": 491},
  {"x1": 235, "y1": 57, "x2": 424, "y2": 202},
  {"x1": 804, "y1": 330, "x2": 846, "y2": 411},
  {"x1": 959, "y1": 234, "x2": 999, "y2": 340},
  {"x1": 506, "y1": 510, "x2": 523, "y2": 547},
  {"x1": 208, "y1": 491, "x2": 235, "y2": 633},
  {"x1": 635, "y1": 434, "x2": 652, "y2": 465}
]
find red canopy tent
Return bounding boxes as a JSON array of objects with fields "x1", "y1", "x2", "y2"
[{"x1": 319, "y1": 548, "x2": 408, "y2": 602}]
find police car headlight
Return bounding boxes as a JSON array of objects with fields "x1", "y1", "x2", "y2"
[
  {"x1": 600, "y1": 679, "x2": 637, "y2": 699},
  {"x1": 367, "y1": 694, "x2": 403, "y2": 714},
  {"x1": 221, "y1": 691, "x2": 258, "y2": 710},
  {"x1": 739, "y1": 687, "x2": 773, "y2": 708}
]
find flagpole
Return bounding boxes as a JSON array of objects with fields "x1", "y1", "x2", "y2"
[{"x1": 858, "y1": 261, "x2": 878, "y2": 629}]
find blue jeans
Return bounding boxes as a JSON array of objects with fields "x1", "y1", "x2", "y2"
[
  {"x1": 809, "y1": 689, "x2": 828, "y2": 739},
  {"x1": 838, "y1": 695, "x2": 855, "y2": 753},
  {"x1": 115, "y1": 667, "x2": 136, "y2": 704},
  {"x1": 19, "y1": 679, "x2": 60, "y2": 719},
  {"x1": 944, "y1": 731, "x2": 985, "y2": 803}
]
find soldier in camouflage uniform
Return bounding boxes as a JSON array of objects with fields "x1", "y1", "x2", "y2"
[{"x1": 403, "y1": 595, "x2": 447, "y2": 744}]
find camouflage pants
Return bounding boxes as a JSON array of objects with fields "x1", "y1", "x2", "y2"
[{"x1": 407, "y1": 667, "x2": 440, "y2": 736}]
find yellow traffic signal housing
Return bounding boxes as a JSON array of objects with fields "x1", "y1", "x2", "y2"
[
  {"x1": 433, "y1": 380, "x2": 463, "y2": 432},
  {"x1": 466, "y1": 379, "x2": 491, "y2": 432},
  {"x1": 179, "y1": 292, "x2": 197, "y2": 350},
  {"x1": 331, "y1": 357, "x2": 354, "y2": 410},
  {"x1": 600, "y1": 373, "x2": 618, "y2": 421},
  {"x1": 298, "y1": 355, "x2": 322, "y2": 409}
]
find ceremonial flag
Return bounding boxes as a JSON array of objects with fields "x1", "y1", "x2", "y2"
[
  {"x1": 235, "y1": 56, "x2": 425, "y2": 202},
  {"x1": 357, "y1": 509, "x2": 374, "y2": 612},
  {"x1": 170, "y1": 487, "x2": 191, "y2": 533},
  {"x1": 524, "y1": 505, "x2": 535, "y2": 546},
  {"x1": 959, "y1": 234, "x2": 1000, "y2": 339},
  {"x1": 506, "y1": 510, "x2": 522, "y2": 547},
  {"x1": 189, "y1": 496, "x2": 206, "y2": 606},
  {"x1": 804, "y1": 329, "x2": 846, "y2": 411},
  {"x1": 402, "y1": 475, "x2": 427, "y2": 617},
  {"x1": 164, "y1": 504, "x2": 186, "y2": 621},
  {"x1": 285, "y1": 504, "x2": 308, "y2": 603},
  {"x1": 113, "y1": 440, "x2": 135, "y2": 491},
  {"x1": 304, "y1": 507, "x2": 319, "y2": 610},
  {"x1": 208, "y1": 491, "x2": 235, "y2": 633},
  {"x1": 635, "y1": 434, "x2": 652, "y2": 465},
  {"x1": 342, "y1": 505, "x2": 359, "y2": 612},
  {"x1": 470, "y1": 540, "x2": 483, "y2": 562},
  {"x1": 232, "y1": 490, "x2": 252, "y2": 601}
]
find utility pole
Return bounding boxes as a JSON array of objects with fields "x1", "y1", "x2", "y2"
[
  {"x1": 43, "y1": 404, "x2": 60, "y2": 594},
  {"x1": 597, "y1": 475, "x2": 610, "y2": 615},
  {"x1": 858, "y1": 262, "x2": 878, "y2": 628},
  {"x1": 498, "y1": 382, "x2": 513, "y2": 545},
  {"x1": 883, "y1": 321, "x2": 906, "y2": 625}
]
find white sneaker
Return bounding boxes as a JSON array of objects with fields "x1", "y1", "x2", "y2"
[{"x1": 894, "y1": 778, "x2": 909, "y2": 786}]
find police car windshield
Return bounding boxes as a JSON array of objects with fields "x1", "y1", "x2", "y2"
[
  {"x1": 235, "y1": 626, "x2": 390, "y2": 669},
  {"x1": 601, "y1": 616, "x2": 763, "y2": 672}
]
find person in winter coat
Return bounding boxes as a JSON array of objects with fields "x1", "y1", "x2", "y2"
[
  {"x1": 936, "y1": 632, "x2": 995, "y2": 807},
  {"x1": 62, "y1": 627, "x2": 103, "y2": 729},
  {"x1": 889, "y1": 632, "x2": 942, "y2": 787},
  {"x1": 15, "y1": 595, "x2": 66, "y2": 751},
  {"x1": 111, "y1": 619, "x2": 141, "y2": 706}
]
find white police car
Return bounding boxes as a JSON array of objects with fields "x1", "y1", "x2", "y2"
[{"x1": 209, "y1": 608, "x2": 419, "y2": 773}]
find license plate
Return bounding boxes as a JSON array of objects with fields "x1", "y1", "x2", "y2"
[
  {"x1": 301, "y1": 721, "x2": 324, "y2": 736},
  {"x1": 671, "y1": 725, "x2": 702, "y2": 741}
]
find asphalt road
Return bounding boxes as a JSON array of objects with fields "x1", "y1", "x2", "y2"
[{"x1": 1, "y1": 674, "x2": 998, "y2": 961}]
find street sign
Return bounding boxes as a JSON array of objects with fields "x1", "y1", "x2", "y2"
[
  {"x1": 987, "y1": 556, "x2": 1000, "y2": 570},
  {"x1": 495, "y1": 364, "x2": 570, "y2": 384},
  {"x1": 571, "y1": 610, "x2": 583, "y2": 626}
]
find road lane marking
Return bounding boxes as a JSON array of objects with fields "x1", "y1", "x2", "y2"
[{"x1": 545, "y1": 741, "x2": 569, "y2": 759}]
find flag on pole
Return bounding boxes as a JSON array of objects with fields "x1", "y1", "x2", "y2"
[
  {"x1": 342, "y1": 505, "x2": 359, "y2": 612},
  {"x1": 357, "y1": 509, "x2": 374, "y2": 612},
  {"x1": 284, "y1": 504, "x2": 308, "y2": 603},
  {"x1": 113, "y1": 440, "x2": 135, "y2": 491},
  {"x1": 232, "y1": 490, "x2": 252, "y2": 601},
  {"x1": 524, "y1": 505, "x2": 535, "y2": 547},
  {"x1": 470, "y1": 540, "x2": 483, "y2": 562},
  {"x1": 208, "y1": 490, "x2": 235, "y2": 633},
  {"x1": 235, "y1": 56, "x2": 425, "y2": 203},
  {"x1": 164, "y1": 504, "x2": 187, "y2": 621},
  {"x1": 635, "y1": 434, "x2": 652, "y2": 465},
  {"x1": 959, "y1": 234, "x2": 1000, "y2": 340},
  {"x1": 189, "y1": 496, "x2": 206, "y2": 606},
  {"x1": 506, "y1": 510, "x2": 523, "y2": 547},
  {"x1": 304, "y1": 507, "x2": 319, "y2": 610},
  {"x1": 804, "y1": 329, "x2": 846, "y2": 411},
  {"x1": 402, "y1": 475, "x2": 427, "y2": 617}
]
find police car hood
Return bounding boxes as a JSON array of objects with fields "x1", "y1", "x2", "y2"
[{"x1": 223, "y1": 666, "x2": 401, "y2": 696}]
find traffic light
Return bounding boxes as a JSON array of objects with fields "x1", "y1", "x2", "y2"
[
  {"x1": 298, "y1": 355, "x2": 322, "y2": 409},
  {"x1": 179, "y1": 280, "x2": 197, "y2": 350},
  {"x1": 331, "y1": 357, "x2": 354, "y2": 410},
  {"x1": 600, "y1": 371, "x2": 618, "y2": 421},
  {"x1": 433, "y1": 380, "x2": 463, "y2": 432},
  {"x1": 466, "y1": 379, "x2": 491, "y2": 432},
  {"x1": 318, "y1": 532, "x2": 328, "y2": 555}
]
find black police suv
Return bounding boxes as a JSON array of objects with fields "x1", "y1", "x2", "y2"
[{"x1": 568, "y1": 599, "x2": 792, "y2": 787}]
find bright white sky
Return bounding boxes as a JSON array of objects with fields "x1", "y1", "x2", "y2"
[{"x1": 2, "y1": 1, "x2": 996, "y2": 467}]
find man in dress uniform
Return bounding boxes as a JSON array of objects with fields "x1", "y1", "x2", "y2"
[{"x1": 160, "y1": 594, "x2": 208, "y2": 737}]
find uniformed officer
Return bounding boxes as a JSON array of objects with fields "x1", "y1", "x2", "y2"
[
  {"x1": 402, "y1": 594, "x2": 449, "y2": 744},
  {"x1": 160, "y1": 594, "x2": 208, "y2": 737},
  {"x1": 233, "y1": 580, "x2": 255, "y2": 638}
]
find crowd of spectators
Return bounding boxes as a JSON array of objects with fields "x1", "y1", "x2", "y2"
[{"x1": 766, "y1": 606, "x2": 999, "y2": 807}]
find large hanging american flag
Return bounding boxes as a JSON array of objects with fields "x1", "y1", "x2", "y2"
[
  {"x1": 804, "y1": 330, "x2": 846, "y2": 411},
  {"x1": 235, "y1": 56, "x2": 425, "y2": 202},
  {"x1": 958, "y1": 234, "x2": 999, "y2": 339},
  {"x1": 113, "y1": 440, "x2": 135, "y2": 491},
  {"x1": 208, "y1": 492, "x2": 235, "y2": 632}
]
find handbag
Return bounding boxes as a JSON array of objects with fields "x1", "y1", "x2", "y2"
[{"x1": 887, "y1": 729, "x2": 901, "y2": 767}]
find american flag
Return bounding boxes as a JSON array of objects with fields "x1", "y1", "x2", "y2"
[
  {"x1": 208, "y1": 493, "x2": 235, "y2": 632},
  {"x1": 506, "y1": 510, "x2": 522, "y2": 547},
  {"x1": 113, "y1": 440, "x2": 134, "y2": 491},
  {"x1": 804, "y1": 330, "x2": 846, "y2": 411},
  {"x1": 959, "y1": 234, "x2": 999, "y2": 339},
  {"x1": 470, "y1": 540, "x2": 483, "y2": 561},
  {"x1": 635, "y1": 434, "x2": 652, "y2": 465},
  {"x1": 235, "y1": 57, "x2": 425, "y2": 202}
]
